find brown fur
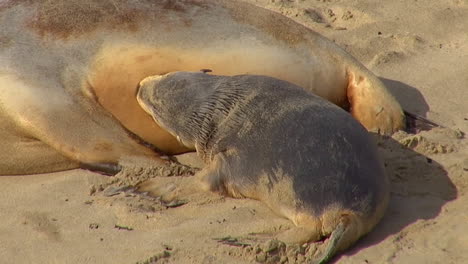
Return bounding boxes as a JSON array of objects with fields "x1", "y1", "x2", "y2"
[
  {"x1": 89, "y1": 47, "x2": 192, "y2": 154},
  {"x1": 19, "y1": 0, "x2": 210, "y2": 39},
  {"x1": 87, "y1": 44, "x2": 344, "y2": 152},
  {"x1": 0, "y1": 0, "x2": 403, "y2": 175}
]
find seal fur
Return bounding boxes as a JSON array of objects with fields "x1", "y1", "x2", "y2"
[
  {"x1": 137, "y1": 71, "x2": 390, "y2": 263},
  {"x1": 0, "y1": 0, "x2": 403, "y2": 175}
]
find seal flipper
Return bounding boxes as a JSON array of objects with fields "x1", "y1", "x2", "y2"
[
  {"x1": 315, "y1": 216, "x2": 354, "y2": 264},
  {"x1": 404, "y1": 110, "x2": 441, "y2": 133},
  {"x1": 316, "y1": 222, "x2": 345, "y2": 264},
  {"x1": 195, "y1": 152, "x2": 244, "y2": 197},
  {"x1": 196, "y1": 155, "x2": 229, "y2": 194},
  {"x1": 79, "y1": 162, "x2": 122, "y2": 176}
]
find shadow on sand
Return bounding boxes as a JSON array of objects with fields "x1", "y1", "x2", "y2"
[
  {"x1": 380, "y1": 77, "x2": 430, "y2": 117},
  {"x1": 341, "y1": 133, "x2": 457, "y2": 260}
]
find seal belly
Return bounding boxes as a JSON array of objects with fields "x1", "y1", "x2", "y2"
[
  {"x1": 88, "y1": 43, "x2": 347, "y2": 154},
  {"x1": 88, "y1": 46, "x2": 192, "y2": 154}
]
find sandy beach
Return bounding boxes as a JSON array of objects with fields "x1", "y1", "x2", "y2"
[{"x1": 1, "y1": 1, "x2": 467, "y2": 263}]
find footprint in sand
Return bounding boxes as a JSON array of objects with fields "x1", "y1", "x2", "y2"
[{"x1": 23, "y1": 212, "x2": 61, "y2": 241}]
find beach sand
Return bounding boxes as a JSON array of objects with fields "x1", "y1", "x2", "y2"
[{"x1": 1, "y1": 1, "x2": 467, "y2": 263}]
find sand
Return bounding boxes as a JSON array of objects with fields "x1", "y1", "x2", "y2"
[{"x1": 1, "y1": 0, "x2": 467, "y2": 263}]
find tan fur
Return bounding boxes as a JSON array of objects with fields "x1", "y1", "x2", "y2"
[
  {"x1": 347, "y1": 70, "x2": 403, "y2": 133},
  {"x1": 0, "y1": 0, "x2": 403, "y2": 175}
]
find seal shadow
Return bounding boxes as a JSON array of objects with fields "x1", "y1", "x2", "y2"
[
  {"x1": 341, "y1": 133, "x2": 457, "y2": 259},
  {"x1": 380, "y1": 77, "x2": 429, "y2": 117},
  {"x1": 380, "y1": 77, "x2": 438, "y2": 133}
]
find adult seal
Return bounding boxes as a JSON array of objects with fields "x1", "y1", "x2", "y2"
[
  {"x1": 0, "y1": 0, "x2": 403, "y2": 175},
  {"x1": 137, "y1": 71, "x2": 390, "y2": 263}
]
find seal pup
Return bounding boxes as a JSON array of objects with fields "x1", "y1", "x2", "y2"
[
  {"x1": 137, "y1": 71, "x2": 390, "y2": 263},
  {"x1": 0, "y1": 0, "x2": 403, "y2": 175}
]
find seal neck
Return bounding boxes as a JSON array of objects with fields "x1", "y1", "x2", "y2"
[{"x1": 186, "y1": 83, "x2": 249, "y2": 161}]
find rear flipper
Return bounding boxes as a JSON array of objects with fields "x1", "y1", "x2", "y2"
[
  {"x1": 313, "y1": 214, "x2": 364, "y2": 264},
  {"x1": 275, "y1": 214, "x2": 361, "y2": 264},
  {"x1": 276, "y1": 227, "x2": 321, "y2": 246},
  {"x1": 315, "y1": 218, "x2": 348, "y2": 264}
]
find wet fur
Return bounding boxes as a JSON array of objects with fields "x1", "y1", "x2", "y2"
[
  {"x1": 137, "y1": 72, "x2": 390, "y2": 262},
  {"x1": 0, "y1": 0, "x2": 403, "y2": 175}
]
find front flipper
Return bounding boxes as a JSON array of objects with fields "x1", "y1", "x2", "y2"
[
  {"x1": 79, "y1": 162, "x2": 122, "y2": 176},
  {"x1": 195, "y1": 151, "x2": 248, "y2": 198},
  {"x1": 196, "y1": 157, "x2": 228, "y2": 194}
]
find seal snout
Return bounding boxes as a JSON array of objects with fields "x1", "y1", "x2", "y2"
[{"x1": 136, "y1": 75, "x2": 165, "y2": 106}]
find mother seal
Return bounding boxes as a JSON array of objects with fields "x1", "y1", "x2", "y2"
[
  {"x1": 0, "y1": 0, "x2": 403, "y2": 175},
  {"x1": 137, "y1": 71, "x2": 389, "y2": 263}
]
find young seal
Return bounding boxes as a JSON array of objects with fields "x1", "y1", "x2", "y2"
[
  {"x1": 136, "y1": 71, "x2": 390, "y2": 263},
  {"x1": 0, "y1": 0, "x2": 403, "y2": 175}
]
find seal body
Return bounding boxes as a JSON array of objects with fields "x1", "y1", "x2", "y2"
[
  {"x1": 137, "y1": 71, "x2": 390, "y2": 262},
  {"x1": 0, "y1": 0, "x2": 403, "y2": 175}
]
